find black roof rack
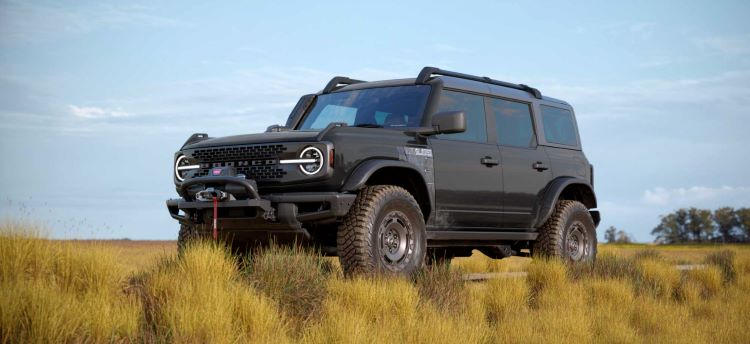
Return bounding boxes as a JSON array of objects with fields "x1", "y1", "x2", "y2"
[
  {"x1": 415, "y1": 66, "x2": 542, "y2": 99},
  {"x1": 322, "y1": 76, "x2": 366, "y2": 94}
]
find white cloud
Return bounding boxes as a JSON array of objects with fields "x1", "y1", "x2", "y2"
[
  {"x1": 638, "y1": 55, "x2": 681, "y2": 68},
  {"x1": 0, "y1": 2, "x2": 181, "y2": 42},
  {"x1": 642, "y1": 186, "x2": 750, "y2": 206},
  {"x1": 695, "y1": 34, "x2": 750, "y2": 56},
  {"x1": 628, "y1": 22, "x2": 657, "y2": 39},
  {"x1": 68, "y1": 105, "x2": 130, "y2": 119},
  {"x1": 540, "y1": 70, "x2": 750, "y2": 120}
]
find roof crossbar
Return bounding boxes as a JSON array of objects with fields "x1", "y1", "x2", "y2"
[
  {"x1": 322, "y1": 76, "x2": 366, "y2": 94},
  {"x1": 415, "y1": 66, "x2": 542, "y2": 99}
]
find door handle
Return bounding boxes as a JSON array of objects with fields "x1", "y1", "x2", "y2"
[
  {"x1": 532, "y1": 162, "x2": 549, "y2": 171},
  {"x1": 481, "y1": 157, "x2": 499, "y2": 167}
]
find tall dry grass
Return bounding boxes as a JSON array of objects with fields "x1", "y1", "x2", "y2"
[
  {"x1": 0, "y1": 222, "x2": 141, "y2": 343},
  {"x1": 129, "y1": 240, "x2": 289, "y2": 343},
  {"x1": 242, "y1": 244, "x2": 331, "y2": 329},
  {"x1": 2, "y1": 222, "x2": 750, "y2": 343}
]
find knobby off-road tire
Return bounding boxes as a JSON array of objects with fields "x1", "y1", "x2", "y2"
[
  {"x1": 177, "y1": 224, "x2": 201, "y2": 255},
  {"x1": 337, "y1": 185, "x2": 427, "y2": 276},
  {"x1": 533, "y1": 200, "x2": 597, "y2": 262}
]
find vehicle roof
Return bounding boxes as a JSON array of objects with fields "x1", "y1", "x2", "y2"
[{"x1": 330, "y1": 76, "x2": 570, "y2": 106}]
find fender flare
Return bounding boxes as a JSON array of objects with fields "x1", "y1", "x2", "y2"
[
  {"x1": 533, "y1": 177, "x2": 598, "y2": 228},
  {"x1": 342, "y1": 159, "x2": 434, "y2": 218}
]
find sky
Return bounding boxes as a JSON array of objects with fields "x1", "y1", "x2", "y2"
[{"x1": 1, "y1": 0, "x2": 749, "y2": 242}]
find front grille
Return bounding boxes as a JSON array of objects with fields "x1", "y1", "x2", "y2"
[{"x1": 191, "y1": 144, "x2": 288, "y2": 180}]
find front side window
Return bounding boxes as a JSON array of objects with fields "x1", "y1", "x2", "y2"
[
  {"x1": 540, "y1": 105, "x2": 578, "y2": 146},
  {"x1": 489, "y1": 98, "x2": 536, "y2": 148},
  {"x1": 435, "y1": 90, "x2": 487, "y2": 143},
  {"x1": 298, "y1": 85, "x2": 430, "y2": 130}
]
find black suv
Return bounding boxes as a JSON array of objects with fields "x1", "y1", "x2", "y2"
[{"x1": 166, "y1": 67, "x2": 600, "y2": 275}]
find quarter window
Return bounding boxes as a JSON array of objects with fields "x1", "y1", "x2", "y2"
[
  {"x1": 540, "y1": 105, "x2": 578, "y2": 146},
  {"x1": 435, "y1": 90, "x2": 487, "y2": 143},
  {"x1": 489, "y1": 98, "x2": 536, "y2": 148}
]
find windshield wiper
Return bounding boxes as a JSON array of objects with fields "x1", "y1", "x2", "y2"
[{"x1": 353, "y1": 124, "x2": 383, "y2": 128}]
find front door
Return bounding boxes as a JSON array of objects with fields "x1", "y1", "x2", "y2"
[{"x1": 429, "y1": 90, "x2": 503, "y2": 229}]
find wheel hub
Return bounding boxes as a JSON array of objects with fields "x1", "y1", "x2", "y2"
[
  {"x1": 566, "y1": 222, "x2": 588, "y2": 261},
  {"x1": 380, "y1": 211, "x2": 411, "y2": 263}
]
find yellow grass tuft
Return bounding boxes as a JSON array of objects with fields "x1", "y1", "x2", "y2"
[
  {"x1": 0, "y1": 224, "x2": 140, "y2": 343},
  {"x1": 244, "y1": 244, "x2": 331, "y2": 329},
  {"x1": 526, "y1": 258, "x2": 568, "y2": 302},
  {"x1": 680, "y1": 265, "x2": 723, "y2": 302},
  {"x1": 584, "y1": 278, "x2": 636, "y2": 343},
  {"x1": 134, "y1": 240, "x2": 289, "y2": 343},
  {"x1": 636, "y1": 259, "x2": 682, "y2": 299}
]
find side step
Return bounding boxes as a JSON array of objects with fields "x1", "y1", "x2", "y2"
[{"x1": 427, "y1": 230, "x2": 537, "y2": 246}]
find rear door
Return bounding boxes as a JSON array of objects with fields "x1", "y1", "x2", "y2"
[
  {"x1": 487, "y1": 97, "x2": 552, "y2": 228},
  {"x1": 429, "y1": 90, "x2": 504, "y2": 229}
]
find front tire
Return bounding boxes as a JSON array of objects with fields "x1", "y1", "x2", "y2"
[
  {"x1": 337, "y1": 186, "x2": 427, "y2": 276},
  {"x1": 533, "y1": 200, "x2": 597, "y2": 262},
  {"x1": 177, "y1": 224, "x2": 201, "y2": 254}
]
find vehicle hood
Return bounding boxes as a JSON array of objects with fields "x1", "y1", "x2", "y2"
[{"x1": 182, "y1": 130, "x2": 320, "y2": 149}]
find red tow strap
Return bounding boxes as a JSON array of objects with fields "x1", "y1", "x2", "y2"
[{"x1": 212, "y1": 196, "x2": 218, "y2": 240}]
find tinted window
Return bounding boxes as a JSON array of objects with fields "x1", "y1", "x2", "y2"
[
  {"x1": 540, "y1": 105, "x2": 578, "y2": 146},
  {"x1": 299, "y1": 85, "x2": 430, "y2": 130},
  {"x1": 489, "y1": 98, "x2": 536, "y2": 148},
  {"x1": 435, "y1": 90, "x2": 487, "y2": 142},
  {"x1": 306, "y1": 105, "x2": 357, "y2": 129}
]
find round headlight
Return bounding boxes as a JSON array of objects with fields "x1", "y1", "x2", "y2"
[
  {"x1": 174, "y1": 155, "x2": 199, "y2": 181},
  {"x1": 299, "y1": 147, "x2": 324, "y2": 175}
]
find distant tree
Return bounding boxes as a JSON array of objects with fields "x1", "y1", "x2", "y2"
[
  {"x1": 604, "y1": 226, "x2": 617, "y2": 244},
  {"x1": 686, "y1": 208, "x2": 715, "y2": 242},
  {"x1": 736, "y1": 208, "x2": 750, "y2": 242},
  {"x1": 603, "y1": 226, "x2": 633, "y2": 244},
  {"x1": 652, "y1": 209, "x2": 689, "y2": 244},
  {"x1": 653, "y1": 207, "x2": 750, "y2": 244},
  {"x1": 615, "y1": 230, "x2": 633, "y2": 244},
  {"x1": 713, "y1": 207, "x2": 740, "y2": 243}
]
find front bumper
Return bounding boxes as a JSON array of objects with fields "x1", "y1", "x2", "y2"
[{"x1": 166, "y1": 176, "x2": 356, "y2": 237}]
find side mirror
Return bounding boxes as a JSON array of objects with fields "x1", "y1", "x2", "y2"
[{"x1": 429, "y1": 111, "x2": 466, "y2": 135}]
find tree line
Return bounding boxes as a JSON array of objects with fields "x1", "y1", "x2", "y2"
[
  {"x1": 604, "y1": 226, "x2": 633, "y2": 244},
  {"x1": 651, "y1": 207, "x2": 750, "y2": 244}
]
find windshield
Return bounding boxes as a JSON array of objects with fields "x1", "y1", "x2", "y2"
[{"x1": 298, "y1": 85, "x2": 431, "y2": 130}]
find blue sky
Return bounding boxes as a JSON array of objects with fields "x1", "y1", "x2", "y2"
[{"x1": 1, "y1": 0, "x2": 749, "y2": 241}]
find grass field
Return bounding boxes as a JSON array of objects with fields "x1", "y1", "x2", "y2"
[{"x1": 2, "y1": 223, "x2": 750, "y2": 343}]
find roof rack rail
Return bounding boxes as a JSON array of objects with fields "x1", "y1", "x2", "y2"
[
  {"x1": 415, "y1": 66, "x2": 542, "y2": 99},
  {"x1": 322, "y1": 76, "x2": 366, "y2": 94}
]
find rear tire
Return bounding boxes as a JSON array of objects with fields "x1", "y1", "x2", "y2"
[
  {"x1": 337, "y1": 185, "x2": 427, "y2": 276},
  {"x1": 533, "y1": 200, "x2": 597, "y2": 262}
]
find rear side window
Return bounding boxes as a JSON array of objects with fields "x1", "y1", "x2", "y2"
[
  {"x1": 435, "y1": 90, "x2": 487, "y2": 143},
  {"x1": 540, "y1": 105, "x2": 578, "y2": 146},
  {"x1": 489, "y1": 98, "x2": 536, "y2": 148}
]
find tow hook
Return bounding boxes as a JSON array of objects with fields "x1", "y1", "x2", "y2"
[
  {"x1": 195, "y1": 187, "x2": 228, "y2": 202},
  {"x1": 195, "y1": 187, "x2": 229, "y2": 241}
]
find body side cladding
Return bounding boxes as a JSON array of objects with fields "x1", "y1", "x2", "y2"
[
  {"x1": 533, "y1": 177, "x2": 598, "y2": 228},
  {"x1": 341, "y1": 158, "x2": 434, "y2": 220}
]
